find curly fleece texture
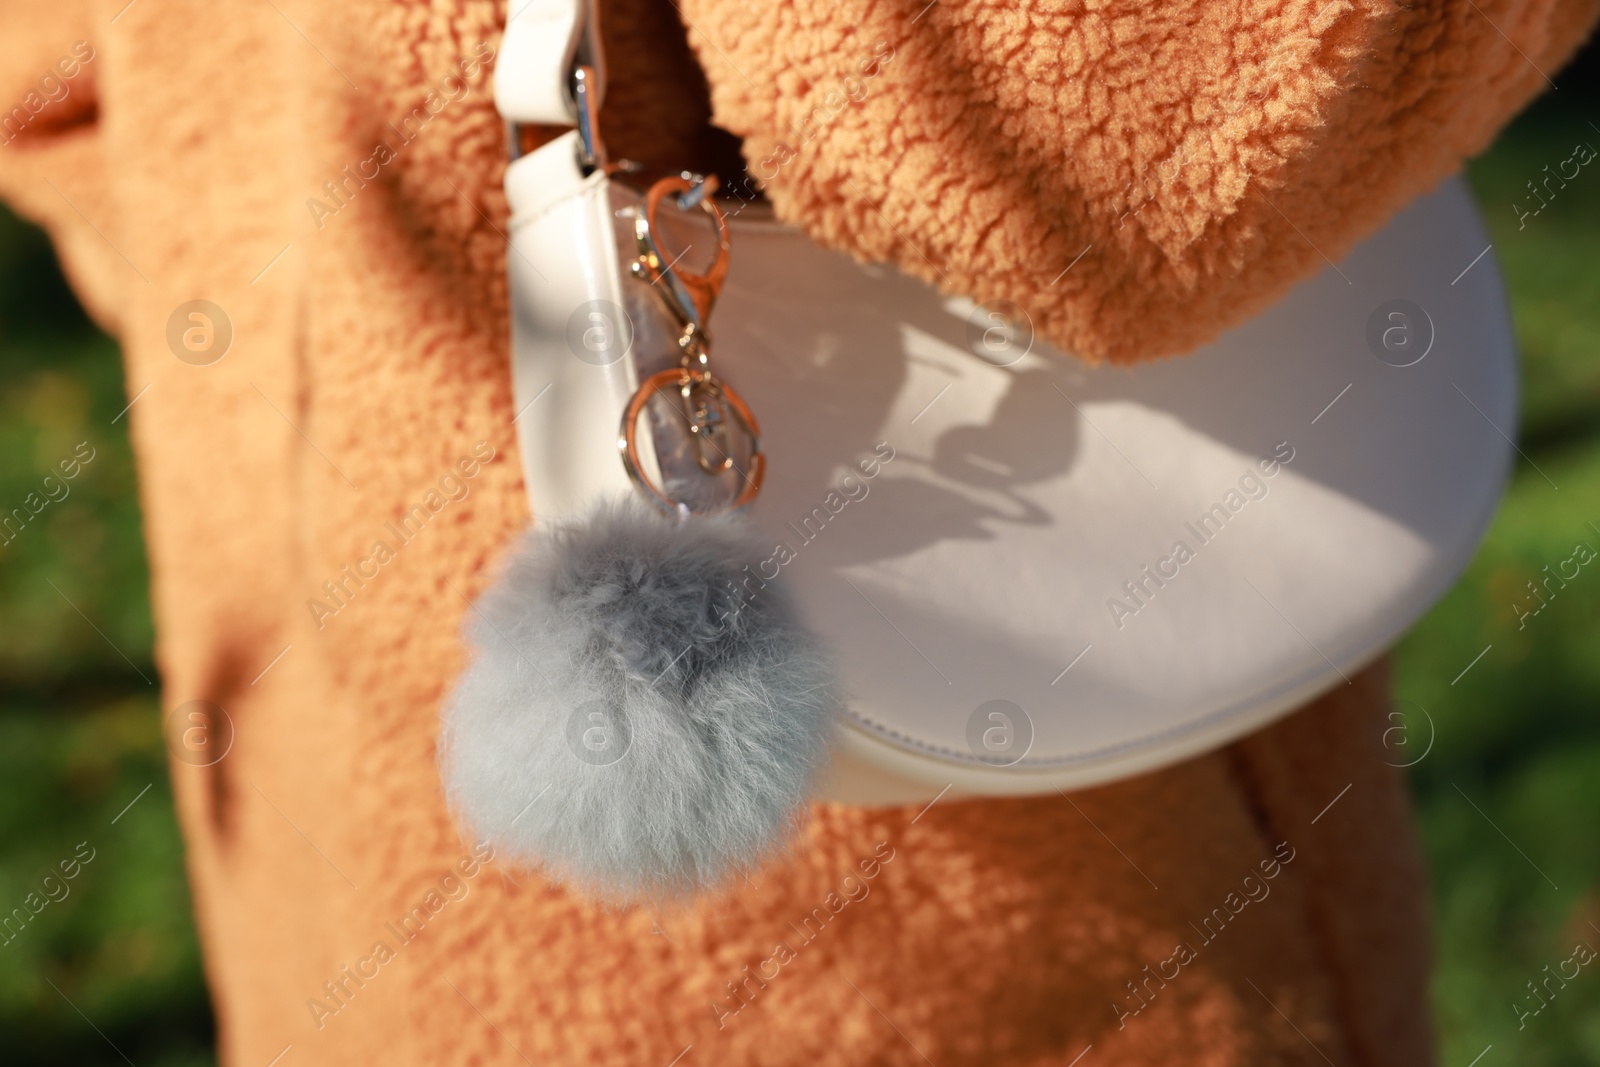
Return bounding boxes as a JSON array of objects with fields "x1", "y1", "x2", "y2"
[
  {"x1": 0, "y1": 0, "x2": 1588, "y2": 1064},
  {"x1": 676, "y1": 0, "x2": 1599, "y2": 361}
]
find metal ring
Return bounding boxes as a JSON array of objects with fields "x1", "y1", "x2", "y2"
[{"x1": 618, "y1": 369, "x2": 765, "y2": 515}]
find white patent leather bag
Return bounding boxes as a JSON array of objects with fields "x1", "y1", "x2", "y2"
[{"x1": 495, "y1": 0, "x2": 1516, "y2": 804}]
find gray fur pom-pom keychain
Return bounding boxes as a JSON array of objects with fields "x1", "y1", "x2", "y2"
[
  {"x1": 440, "y1": 169, "x2": 841, "y2": 902},
  {"x1": 440, "y1": 498, "x2": 838, "y2": 902}
]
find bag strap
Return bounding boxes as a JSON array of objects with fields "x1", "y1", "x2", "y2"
[{"x1": 494, "y1": 0, "x2": 604, "y2": 133}]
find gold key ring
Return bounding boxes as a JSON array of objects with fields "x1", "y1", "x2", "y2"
[{"x1": 619, "y1": 368, "x2": 765, "y2": 515}]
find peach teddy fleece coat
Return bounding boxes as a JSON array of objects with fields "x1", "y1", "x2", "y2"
[{"x1": 0, "y1": 0, "x2": 1591, "y2": 1065}]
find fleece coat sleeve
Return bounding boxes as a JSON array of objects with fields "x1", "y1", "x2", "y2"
[{"x1": 677, "y1": 0, "x2": 1599, "y2": 360}]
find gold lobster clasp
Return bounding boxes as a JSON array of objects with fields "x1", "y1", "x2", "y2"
[
  {"x1": 620, "y1": 174, "x2": 763, "y2": 515},
  {"x1": 630, "y1": 174, "x2": 731, "y2": 336}
]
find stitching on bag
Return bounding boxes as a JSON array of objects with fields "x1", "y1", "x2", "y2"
[
  {"x1": 840, "y1": 672, "x2": 1321, "y2": 770},
  {"x1": 508, "y1": 179, "x2": 606, "y2": 233},
  {"x1": 842, "y1": 709, "x2": 1155, "y2": 770}
]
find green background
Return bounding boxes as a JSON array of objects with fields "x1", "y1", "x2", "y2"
[{"x1": 2, "y1": 53, "x2": 1599, "y2": 1067}]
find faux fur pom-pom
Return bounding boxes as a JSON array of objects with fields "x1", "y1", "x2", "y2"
[{"x1": 440, "y1": 497, "x2": 840, "y2": 902}]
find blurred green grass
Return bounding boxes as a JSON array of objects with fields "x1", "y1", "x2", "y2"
[
  {"x1": 0, "y1": 70, "x2": 1597, "y2": 1067},
  {"x1": 1398, "y1": 89, "x2": 1600, "y2": 1067},
  {"x1": 0, "y1": 207, "x2": 210, "y2": 1067}
]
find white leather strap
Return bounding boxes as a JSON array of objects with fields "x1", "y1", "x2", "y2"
[
  {"x1": 498, "y1": 0, "x2": 637, "y2": 519},
  {"x1": 504, "y1": 133, "x2": 640, "y2": 518},
  {"x1": 495, "y1": 0, "x2": 584, "y2": 125}
]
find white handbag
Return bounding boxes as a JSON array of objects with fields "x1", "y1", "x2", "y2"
[{"x1": 487, "y1": 0, "x2": 1515, "y2": 814}]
